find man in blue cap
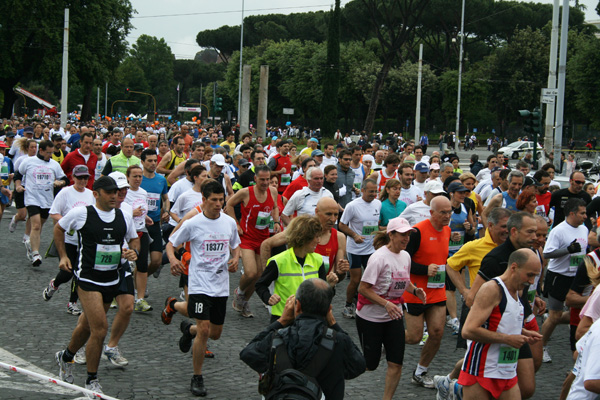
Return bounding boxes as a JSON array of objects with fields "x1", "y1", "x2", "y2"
[{"x1": 301, "y1": 137, "x2": 319, "y2": 156}]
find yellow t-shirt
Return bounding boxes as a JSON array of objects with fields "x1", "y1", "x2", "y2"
[
  {"x1": 220, "y1": 140, "x2": 236, "y2": 155},
  {"x1": 447, "y1": 229, "x2": 498, "y2": 285},
  {"x1": 300, "y1": 147, "x2": 313, "y2": 157}
]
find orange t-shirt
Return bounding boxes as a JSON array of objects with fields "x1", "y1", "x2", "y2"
[{"x1": 403, "y1": 219, "x2": 450, "y2": 304}]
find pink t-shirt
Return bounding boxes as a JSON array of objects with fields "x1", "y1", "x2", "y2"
[
  {"x1": 580, "y1": 284, "x2": 600, "y2": 322},
  {"x1": 356, "y1": 246, "x2": 411, "y2": 323}
]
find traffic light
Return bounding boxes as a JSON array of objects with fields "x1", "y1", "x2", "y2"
[
  {"x1": 126, "y1": 87, "x2": 129, "y2": 94},
  {"x1": 531, "y1": 107, "x2": 542, "y2": 136},
  {"x1": 519, "y1": 109, "x2": 534, "y2": 136},
  {"x1": 214, "y1": 97, "x2": 223, "y2": 112}
]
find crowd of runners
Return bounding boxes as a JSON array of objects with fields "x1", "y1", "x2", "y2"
[{"x1": 1, "y1": 118, "x2": 600, "y2": 400}]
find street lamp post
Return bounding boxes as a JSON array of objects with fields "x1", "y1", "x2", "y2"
[
  {"x1": 237, "y1": 0, "x2": 245, "y2": 123},
  {"x1": 455, "y1": 0, "x2": 465, "y2": 153}
]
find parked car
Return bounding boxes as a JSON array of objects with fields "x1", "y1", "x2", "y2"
[{"x1": 498, "y1": 141, "x2": 544, "y2": 159}]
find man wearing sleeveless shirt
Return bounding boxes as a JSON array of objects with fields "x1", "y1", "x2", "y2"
[
  {"x1": 460, "y1": 249, "x2": 542, "y2": 400},
  {"x1": 54, "y1": 176, "x2": 139, "y2": 397},
  {"x1": 483, "y1": 170, "x2": 524, "y2": 222},
  {"x1": 367, "y1": 153, "x2": 400, "y2": 193},
  {"x1": 225, "y1": 165, "x2": 281, "y2": 318},
  {"x1": 468, "y1": 212, "x2": 539, "y2": 399},
  {"x1": 157, "y1": 135, "x2": 187, "y2": 183},
  {"x1": 267, "y1": 140, "x2": 292, "y2": 195},
  {"x1": 403, "y1": 196, "x2": 452, "y2": 388}
]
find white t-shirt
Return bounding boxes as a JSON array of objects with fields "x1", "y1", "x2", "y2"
[
  {"x1": 475, "y1": 168, "x2": 492, "y2": 183},
  {"x1": 168, "y1": 212, "x2": 240, "y2": 297},
  {"x1": 568, "y1": 318, "x2": 600, "y2": 400},
  {"x1": 282, "y1": 187, "x2": 333, "y2": 218},
  {"x1": 124, "y1": 187, "x2": 149, "y2": 232},
  {"x1": 18, "y1": 156, "x2": 66, "y2": 209},
  {"x1": 356, "y1": 246, "x2": 411, "y2": 323},
  {"x1": 340, "y1": 197, "x2": 381, "y2": 255},
  {"x1": 413, "y1": 180, "x2": 426, "y2": 191},
  {"x1": 167, "y1": 177, "x2": 193, "y2": 203},
  {"x1": 321, "y1": 155, "x2": 338, "y2": 168},
  {"x1": 169, "y1": 188, "x2": 203, "y2": 226},
  {"x1": 399, "y1": 185, "x2": 424, "y2": 206},
  {"x1": 544, "y1": 220, "x2": 588, "y2": 276},
  {"x1": 50, "y1": 186, "x2": 96, "y2": 245},
  {"x1": 95, "y1": 152, "x2": 108, "y2": 178},
  {"x1": 399, "y1": 200, "x2": 430, "y2": 226},
  {"x1": 350, "y1": 164, "x2": 365, "y2": 199}
]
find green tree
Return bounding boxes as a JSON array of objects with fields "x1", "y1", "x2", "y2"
[
  {"x1": 569, "y1": 35, "x2": 600, "y2": 129},
  {"x1": 320, "y1": 0, "x2": 341, "y2": 137}
]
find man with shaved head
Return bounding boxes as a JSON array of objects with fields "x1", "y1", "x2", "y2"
[
  {"x1": 403, "y1": 196, "x2": 452, "y2": 388},
  {"x1": 260, "y1": 197, "x2": 350, "y2": 281},
  {"x1": 101, "y1": 137, "x2": 141, "y2": 175}
]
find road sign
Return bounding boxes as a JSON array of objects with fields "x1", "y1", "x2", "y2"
[
  {"x1": 541, "y1": 96, "x2": 555, "y2": 104},
  {"x1": 542, "y1": 88, "x2": 559, "y2": 96},
  {"x1": 283, "y1": 108, "x2": 294, "y2": 115},
  {"x1": 178, "y1": 106, "x2": 202, "y2": 112}
]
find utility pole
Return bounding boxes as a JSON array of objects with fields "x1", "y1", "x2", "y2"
[
  {"x1": 60, "y1": 8, "x2": 69, "y2": 128},
  {"x1": 240, "y1": 65, "x2": 251, "y2": 134},
  {"x1": 454, "y1": 0, "x2": 465, "y2": 153},
  {"x1": 237, "y1": 0, "x2": 245, "y2": 123},
  {"x1": 257, "y1": 65, "x2": 269, "y2": 139},
  {"x1": 554, "y1": 0, "x2": 569, "y2": 172},
  {"x1": 96, "y1": 87, "x2": 100, "y2": 118},
  {"x1": 544, "y1": 0, "x2": 560, "y2": 153},
  {"x1": 415, "y1": 43, "x2": 423, "y2": 145}
]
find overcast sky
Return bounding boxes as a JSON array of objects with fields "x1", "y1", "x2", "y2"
[{"x1": 127, "y1": 0, "x2": 599, "y2": 60}]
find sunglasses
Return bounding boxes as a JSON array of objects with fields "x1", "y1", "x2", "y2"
[{"x1": 573, "y1": 180, "x2": 585, "y2": 185}]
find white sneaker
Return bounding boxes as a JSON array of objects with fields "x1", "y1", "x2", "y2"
[
  {"x1": 420, "y1": 331, "x2": 429, "y2": 346},
  {"x1": 241, "y1": 301, "x2": 254, "y2": 318},
  {"x1": 85, "y1": 379, "x2": 103, "y2": 399},
  {"x1": 73, "y1": 347, "x2": 87, "y2": 365},
  {"x1": 434, "y1": 374, "x2": 452, "y2": 400},
  {"x1": 543, "y1": 347, "x2": 552, "y2": 363},
  {"x1": 67, "y1": 302, "x2": 82, "y2": 315},
  {"x1": 24, "y1": 239, "x2": 32, "y2": 261},
  {"x1": 104, "y1": 346, "x2": 128, "y2": 367},
  {"x1": 232, "y1": 287, "x2": 244, "y2": 312},
  {"x1": 8, "y1": 216, "x2": 17, "y2": 233},
  {"x1": 32, "y1": 252, "x2": 42, "y2": 267}
]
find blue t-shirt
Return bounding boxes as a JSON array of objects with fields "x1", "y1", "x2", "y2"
[
  {"x1": 140, "y1": 173, "x2": 168, "y2": 222},
  {"x1": 379, "y1": 198, "x2": 407, "y2": 227}
]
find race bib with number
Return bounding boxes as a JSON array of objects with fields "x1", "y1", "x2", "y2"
[
  {"x1": 321, "y1": 254, "x2": 330, "y2": 274},
  {"x1": 281, "y1": 174, "x2": 291, "y2": 185},
  {"x1": 449, "y1": 232, "x2": 465, "y2": 251},
  {"x1": 255, "y1": 211, "x2": 270, "y2": 230},
  {"x1": 427, "y1": 264, "x2": 446, "y2": 289},
  {"x1": 94, "y1": 244, "x2": 121, "y2": 271},
  {"x1": 362, "y1": 221, "x2": 379, "y2": 236},
  {"x1": 353, "y1": 182, "x2": 362, "y2": 190},
  {"x1": 147, "y1": 193, "x2": 160, "y2": 212},
  {"x1": 204, "y1": 240, "x2": 228, "y2": 256},
  {"x1": 570, "y1": 255, "x2": 584, "y2": 273},
  {"x1": 498, "y1": 345, "x2": 519, "y2": 371}
]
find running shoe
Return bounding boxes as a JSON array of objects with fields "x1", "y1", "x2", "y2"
[
  {"x1": 451, "y1": 319, "x2": 460, "y2": 336},
  {"x1": 446, "y1": 317, "x2": 458, "y2": 330},
  {"x1": 161, "y1": 296, "x2": 177, "y2": 324},
  {"x1": 190, "y1": 375, "x2": 207, "y2": 396},
  {"x1": 67, "y1": 302, "x2": 82, "y2": 315},
  {"x1": 8, "y1": 215, "x2": 17, "y2": 233},
  {"x1": 104, "y1": 346, "x2": 128, "y2": 367},
  {"x1": 24, "y1": 239, "x2": 32, "y2": 261},
  {"x1": 420, "y1": 331, "x2": 429, "y2": 346},
  {"x1": 450, "y1": 380, "x2": 463, "y2": 400},
  {"x1": 85, "y1": 379, "x2": 103, "y2": 399},
  {"x1": 73, "y1": 347, "x2": 86, "y2": 365},
  {"x1": 241, "y1": 301, "x2": 254, "y2": 318},
  {"x1": 110, "y1": 299, "x2": 118, "y2": 309},
  {"x1": 134, "y1": 298, "x2": 152, "y2": 312},
  {"x1": 179, "y1": 320, "x2": 195, "y2": 353},
  {"x1": 153, "y1": 264, "x2": 163, "y2": 278},
  {"x1": 434, "y1": 374, "x2": 452, "y2": 400},
  {"x1": 43, "y1": 279, "x2": 58, "y2": 301},
  {"x1": 179, "y1": 289, "x2": 186, "y2": 301},
  {"x1": 232, "y1": 287, "x2": 244, "y2": 312},
  {"x1": 32, "y1": 252, "x2": 42, "y2": 267},
  {"x1": 341, "y1": 304, "x2": 355, "y2": 319},
  {"x1": 55, "y1": 350, "x2": 74, "y2": 384},
  {"x1": 543, "y1": 347, "x2": 552, "y2": 363},
  {"x1": 412, "y1": 370, "x2": 434, "y2": 388}
]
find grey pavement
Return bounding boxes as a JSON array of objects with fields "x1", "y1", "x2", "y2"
[{"x1": 0, "y1": 153, "x2": 574, "y2": 399}]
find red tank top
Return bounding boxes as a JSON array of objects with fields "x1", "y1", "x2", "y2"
[
  {"x1": 377, "y1": 169, "x2": 398, "y2": 192},
  {"x1": 402, "y1": 219, "x2": 451, "y2": 304},
  {"x1": 240, "y1": 186, "x2": 274, "y2": 242},
  {"x1": 273, "y1": 154, "x2": 292, "y2": 193},
  {"x1": 315, "y1": 228, "x2": 339, "y2": 274}
]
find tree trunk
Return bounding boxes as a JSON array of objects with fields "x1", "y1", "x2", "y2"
[
  {"x1": 80, "y1": 84, "x2": 93, "y2": 121},
  {"x1": 363, "y1": 56, "x2": 393, "y2": 134},
  {"x1": 0, "y1": 80, "x2": 19, "y2": 119}
]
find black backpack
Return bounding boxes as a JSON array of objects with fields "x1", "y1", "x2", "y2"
[{"x1": 261, "y1": 326, "x2": 336, "y2": 400}]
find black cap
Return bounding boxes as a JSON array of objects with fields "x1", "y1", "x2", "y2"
[
  {"x1": 23, "y1": 126, "x2": 34, "y2": 134},
  {"x1": 448, "y1": 181, "x2": 470, "y2": 193},
  {"x1": 523, "y1": 176, "x2": 542, "y2": 188},
  {"x1": 93, "y1": 176, "x2": 119, "y2": 191},
  {"x1": 239, "y1": 158, "x2": 250, "y2": 167},
  {"x1": 5, "y1": 132, "x2": 15, "y2": 138}
]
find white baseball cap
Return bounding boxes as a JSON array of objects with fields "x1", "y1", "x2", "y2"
[
  {"x1": 424, "y1": 180, "x2": 445, "y2": 194},
  {"x1": 211, "y1": 154, "x2": 226, "y2": 166},
  {"x1": 108, "y1": 171, "x2": 130, "y2": 189}
]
